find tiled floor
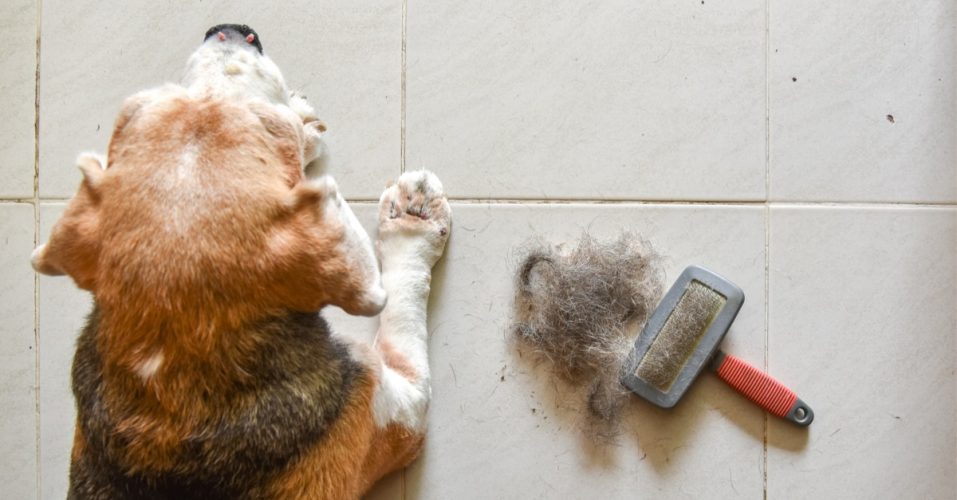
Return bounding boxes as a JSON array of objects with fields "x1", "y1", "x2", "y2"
[{"x1": 1, "y1": 1, "x2": 955, "y2": 499}]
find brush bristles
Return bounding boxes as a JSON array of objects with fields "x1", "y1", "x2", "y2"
[
  {"x1": 511, "y1": 232, "x2": 662, "y2": 439},
  {"x1": 635, "y1": 280, "x2": 726, "y2": 390}
]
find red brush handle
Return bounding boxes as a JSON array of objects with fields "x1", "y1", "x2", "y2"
[{"x1": 713, "y1": 351, "x2": 813, "y2": 426}]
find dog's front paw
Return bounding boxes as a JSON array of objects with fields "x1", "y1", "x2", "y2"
[{"x1": 377, "y1": 170, "x2": 451, "y2": 268}]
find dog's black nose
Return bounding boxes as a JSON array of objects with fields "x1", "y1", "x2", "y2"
[{"x1": 204, "y1": 24, "x2": 263, "y2": 54}]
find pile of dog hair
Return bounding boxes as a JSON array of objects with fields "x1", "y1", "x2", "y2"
[{"x1": 511, "y1": 232, "x2": 663, "y2": 440}]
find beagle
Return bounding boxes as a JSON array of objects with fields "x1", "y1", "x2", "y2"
[{"x1": 33, "y1": 24, "x2": 450, "y2": 499}]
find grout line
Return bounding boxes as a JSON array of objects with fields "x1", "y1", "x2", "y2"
[
  {"x1": 9, "y1": 197, "x2": 957, "y2": 208},
  {"x1": 437, "y1": 198, "x2": 957, "y2": 208},
  {"x1": 400, "y1": 1, "x2": 408, "y2": 496},
  {"x1": 9, "y1": 198, "x2": 957, "y2": 208},
  {"x1": 764, "y1": 4, "x2": 772, "y2": 205},
  {"x1": 763, "y1": 0, "x2": 771, "y2": 497},
  {"x1": 442, "y1": 198, "x2": 771, "y2": 205},
  {"x1": 33, "y1": 0, "x2": 43, "y2": 497},
  {"x1": 762, "y1": 201, "x2": 957, "y2": 209},
  {"x1": 399, "y1": 0, "x2": 407, "y2": 175},
  {"x1": 401, "y1": 466, "x2": 407, "y2": 499},
  {"x1": 763, "y1": 212, "x2": 771, "y2": 500}
]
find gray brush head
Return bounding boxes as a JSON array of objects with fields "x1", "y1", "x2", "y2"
[
  {"x1": 634, "y1": 280, "x2": 726, "y2": 391},
  {"x1": 621, "y1": 266, "x2": 744, "y2": 408}
]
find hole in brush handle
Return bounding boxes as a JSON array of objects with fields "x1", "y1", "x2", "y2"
[
  {"x1": 786, "y1": 398, "x2": 814, "y2": 426},
  {"x1": 713, "y1": 352, "x2": 813, "y2": 427}
]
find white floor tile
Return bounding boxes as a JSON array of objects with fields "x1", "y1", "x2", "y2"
[
  {"x1": 407, "y1": 203, "x2": 767, "y2": 498},
  {"x1": 767, "y1": 207, "x2": 956, "y2": 499},
  {"x1": 17, "y1": 2, "x2": 957, "y2": 499},
  {"x1": 0, "y1": 204, "x2": 38, "y2": 500},
  {"x1": 0, "y1": 0, "x2": 37, "y2": 198},
  {"x1": 770, "y1": 1, "x2": 957, "y2": 203},
  {"x1": 406, "y1": 1, "x2": 767, "y2": 201},
  {"x1": 39, "y1": 0, "x2": 401, "y2": 200}
]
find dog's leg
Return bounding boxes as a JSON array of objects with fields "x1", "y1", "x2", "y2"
[{"x1": 365, "y1": 170, "x2": 450, "y2": 478}]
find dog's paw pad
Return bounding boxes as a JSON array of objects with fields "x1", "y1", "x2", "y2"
[{"x1": 378, "y1": 170, "x2": 451, "y2": 256}]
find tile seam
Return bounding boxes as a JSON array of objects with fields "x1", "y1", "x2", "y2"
[
  {"x1": 400, "y1": 0, "x2": 407, "y2": 175},
  {"x1": 423, "y1": 199, "x2": 957, "y2": 207},
  {"x1": 400, "y1": 1, "x2": 408, "y2": 496},
  {"x1": 15, "y1": 198, "x2": 957, "y2": 209},
  {"x1": 33, "y1": 0, "x2": 43, "y2": 497},
  {"x1": 764, "y1": 0, "x2": 771, "y2": 497}
]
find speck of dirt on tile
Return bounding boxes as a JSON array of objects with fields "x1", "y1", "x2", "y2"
[
  {"x1": 96, "y1": 124, "x2": 100, "y2": 131},
  {"x1": 792, "y1": 77, "x2": 797, "y2": 82},
  {"x1": 531, "y1": 408, "x2": 537, "y2": 414},
  {"x1": 886, "y1": 114, "x2": 895, "y2": 124},
  {"x1": 500, "y1": 375, "x2": 505, "y2": 382}
]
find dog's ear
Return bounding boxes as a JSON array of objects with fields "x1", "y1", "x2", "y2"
[
  {"x1": 110, "y1": 89, "x2": 161, "y2": 141},
  {"x1": 279, "y1": 177, "x2": 386, "y2": 316},
  {"x1": 249, "y1": 101, "x2": 306, "y2": 186},
  {"x1": 287, "y1": 177, "x2": 331, "y2": 214},
  {"x1": 32, "y1": 154, "x2": 106, "y2": 290}
]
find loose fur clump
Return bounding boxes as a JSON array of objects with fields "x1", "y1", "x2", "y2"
[{"x1": 511, "y1": 232, "x2": 663, "y2": 439}]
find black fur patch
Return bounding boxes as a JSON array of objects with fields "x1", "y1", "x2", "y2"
[{"x1": 68, "y1": 308, "x2": 365, "y2": 499}]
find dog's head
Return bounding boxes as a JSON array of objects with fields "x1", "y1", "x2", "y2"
[
  {"x1": 33, "y1": 26, "x2": 385, "y2": 326},
  {"x1": 183, "y1": 24, "x2": 288, "y2": 105}
]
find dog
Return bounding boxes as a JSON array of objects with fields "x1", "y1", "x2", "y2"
[{"x1": 32, "y1": 24, "x2": 450, "y2": 499}]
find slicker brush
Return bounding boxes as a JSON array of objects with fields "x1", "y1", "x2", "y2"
[{"x1": 621, "y1": 266, "x2": 813, "y2": 426}]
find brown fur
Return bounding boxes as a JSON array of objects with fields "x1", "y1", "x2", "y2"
[
  {"x1": 68, "y1": 309, "x2": 405, "y2": 499},
  {"x1": 71, "y1": 422, "x2": 87, "y2": 463},
  {"x1": 43, "y1": 95, "x2": 362, "y2": 475},
  {"x1": 267, "y1": 366, "x2": 424, "y2": 499},
  {"x1": 41, "y1": 87, "x2": 423, "y2": 497},
  {"x1": 378, "y1": 338, "x2": 419, "y2": 381}
]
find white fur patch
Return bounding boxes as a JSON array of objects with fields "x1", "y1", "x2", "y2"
[
  {"x1": 135, "y1": 352, "x2": 164, "y2": 381},
  {"x1": 372, "y1": 365, "x2": 430, "y2": 432},
  {"x1": 176, "y1": 143, "x2": 199, "y2": 182},
  {"x1": 368, "y1": 170, "x2": 451, "y2": 431},
  {"x1": 182, "y1": 38, "x2": 289, "y2": 105}
]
